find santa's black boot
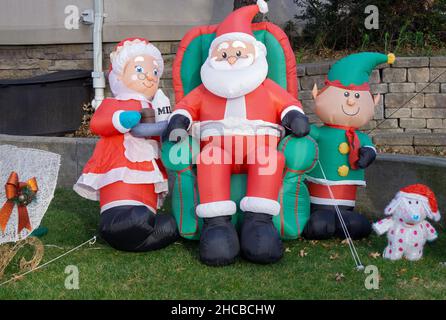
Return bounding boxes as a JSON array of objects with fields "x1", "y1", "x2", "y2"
[
  {"x1": 99, "y1": 205, "x2": 179, "y2": 252},
  {"x1": 335, "y1": 209, "x2": 372, "y2": 240},
  {"x1": 199, "y1": 216, "x2": 240, "y2": 266},
  {"x1": 240, "y1": 212, "x2": 283, "y2": 264}
]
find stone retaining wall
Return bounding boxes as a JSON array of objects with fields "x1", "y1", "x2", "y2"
[{"x1": 1, "y1": 43, "x2": 445, "y2": 154}]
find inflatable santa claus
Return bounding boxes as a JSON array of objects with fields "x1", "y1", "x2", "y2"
[
  {"x1": 74, "y1": 38, "x2": 178, "y2": 252},
  {"x1": 165, "y1": 1, "x2": 310, "y2": 266}
]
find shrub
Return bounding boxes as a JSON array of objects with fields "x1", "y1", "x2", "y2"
[{"x1": 288, "y1": 0, "x2": 446, "y2": 54}]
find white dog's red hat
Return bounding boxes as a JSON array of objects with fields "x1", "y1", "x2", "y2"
[
  {"x1": 386, "y1": 184, "x2": 440, "y2": 221},
  {"x1": 209, "y1": 0, "x2": 268, "y2": 54},
  {"x1": 109, "y1": 37, "x2": 164, "y2": 77}
]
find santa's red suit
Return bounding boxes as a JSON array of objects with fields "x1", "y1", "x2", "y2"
[
  {"x1": 73, "y1": 98, "x2": 168, "y2": 213},
  {"x1": 173, "y1": 77, "x2": 303, "y2": 217}
]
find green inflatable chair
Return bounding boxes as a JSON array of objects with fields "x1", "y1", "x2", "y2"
[{"x1": 162, "y1": 21, "x2": 318, "y2": 240}]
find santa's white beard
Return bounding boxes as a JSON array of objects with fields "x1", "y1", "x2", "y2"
[{"x1": 200, "y1": 52, "x2": 268, "y2": 99}]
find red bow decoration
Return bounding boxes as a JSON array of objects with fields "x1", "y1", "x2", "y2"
[{"x1": 0, "y1": 172, "x2": 38, "y2": 234}]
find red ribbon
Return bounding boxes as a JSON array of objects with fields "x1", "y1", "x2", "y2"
[
  {"x1": 325, "y1": 123, "x2": 360, "y2": 170},
  {"x1": 0, "y1": 172, "x2": 38, "y2": 234}
]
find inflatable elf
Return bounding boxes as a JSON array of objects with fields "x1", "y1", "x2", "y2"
[
  {"x1": 74, "y1": 38, "x2": 178, "y2": 252},
  {"x1": 303, "y1": 52, "x2": 395, "y2": 240}
]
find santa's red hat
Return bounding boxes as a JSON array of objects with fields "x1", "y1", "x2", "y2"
[
  {"x1": 209, "y1": 0, "x2": 268, "y2": 54},
  {"x1": 109, "y1": 37, "x2": 164, "y2": 77},
  {"x1": 386, "y1": 184, "x2": 440, "y2": 221}
]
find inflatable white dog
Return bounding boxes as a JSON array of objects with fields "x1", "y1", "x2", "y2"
[{"x1": 373, "y1": 184, "x2": 440, "y2": 261}]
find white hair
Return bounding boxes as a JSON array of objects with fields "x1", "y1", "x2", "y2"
[{"x1": 110, "y1": 42, "x2": 164, "y2": 77}]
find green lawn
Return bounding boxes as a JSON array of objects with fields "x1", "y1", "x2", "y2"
[{"x1": 1, "y1": 189, "x2": 445, "y2": 300}]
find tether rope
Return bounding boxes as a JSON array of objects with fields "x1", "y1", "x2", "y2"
[
  {"x1": 316, "y1": 159, "x2": 364, "y2": 270},
  {"x1": 0, "y1": 236, "x2": 97, "y2": 287}
]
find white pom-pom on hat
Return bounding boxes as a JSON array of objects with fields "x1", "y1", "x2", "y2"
[{"x1": 257, "y1": 0, "x2": 269, "y2": 14}]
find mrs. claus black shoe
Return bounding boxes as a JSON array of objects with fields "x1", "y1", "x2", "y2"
[{"x1": 99, "y1": 205, "x2": 179, "y2": 252}]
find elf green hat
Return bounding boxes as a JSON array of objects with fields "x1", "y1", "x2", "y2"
[{"x1": 326, "y1": 52, "x2": 395, "y2": 91}]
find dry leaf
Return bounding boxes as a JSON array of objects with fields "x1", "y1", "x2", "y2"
[
  {"x1": 335, "y1": 273, "x2": 345, "y2": 282},
  {"x1": 397, "y1": 268, "x2": 408, "y2": 276},
  {"x1": 411, "y1": 277, "x2": 420, "y2": 282},
  {"x1": 285, "y1": 247, "x2": 291, "y2": 253},
  {"x1": 341, "y1": 238, "x2": 352, "y2": 245},
  {"x1": 369, "y1": 252, "x2": 381, "y2": 259},
  {"x1": 310, "y1": 240, "x2": 319, "y2": 246},
  {"x1": 299, "y1": 249, "x2": 308, "y2": 257},
  {"x1": 329, "y1": 253, "x2": 340, "y2": 260}
]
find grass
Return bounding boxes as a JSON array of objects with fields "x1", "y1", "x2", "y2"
[{"x1": 0, "y1": 189, "x2": 445, "y2": 300}]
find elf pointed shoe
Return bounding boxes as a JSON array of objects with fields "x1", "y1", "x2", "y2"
[
  {"x1": 240, "y1": 212, "x2": 283, "y2": 264},
  {"x1": 99, "y1": 205, "x2": 179, "y2": 252},
  {"x1": 199, "y1": 216, "x2": 240, "y2": 266},
  {"x1": 335, "y1": 210, "x2": 372, "y2": 240},
  {"x1": 302, "y1": 209, "x2": 336, "y2": 240}
]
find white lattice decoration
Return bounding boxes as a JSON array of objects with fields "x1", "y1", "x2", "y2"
[{"x1": 0, "y1": 145, "x2": 60, "y2": 244}]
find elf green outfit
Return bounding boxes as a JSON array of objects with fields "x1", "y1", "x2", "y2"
[
  {"x1": 303, "y1": 52, "x2": 395, "y2": 240},
  {"x1": 306, "y1": 124, "x2": 375, "y2": 207}
]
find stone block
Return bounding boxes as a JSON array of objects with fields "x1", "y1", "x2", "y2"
[
  {"x1": 301, "y1": 100, "x2": 315, "y2": 113},
  {"x1": 392, "y1": 57, "x2": 429, "y2": 68},
  {"x1": 430, "y1": 68, "x2": 446, "y2": 82},
  {"x1": 370, "y1": 83, "x2": 388, "y2": 94},
  {"x1": 385, "y1": 93, "x2": 424, "y2": 108},
  {"x1": 424, "y1": 94, "x2": 446, "y2": 108},
  {"x1": 305, "y1": 62, "x2": 331, "y2": 75},
  {"x1": 299, "y1": 75, "x2": 326, "y2": 90},
  {"x1": 407, "y1": 68, "x2": 429, "y2": 82},
  {"x1": 372, "y1": 133, "x2": 414, "y2": 146},
  {"x1": 384, "y1": 108, "x2": 411, "y2": 118},
  {"x1": 382, "y1": 68, "x2": 406, "y2": 83},
  {"x1": 405, "y1": 128, "x2": 432, "y2": 134},
  {"x1": 399, "y1": 118, "x2": 426, "y2": 129},
  {"x1": 375, "y1": 119, "x2": 399, "y2": 129},
  {"x1": 296, "y1": 65, "x2": 306, "y2": 76},
  {"x1": 412, "y1": 108, "x2": 446, "y2": 119},
  {"x1": 298, "y1": 90, "x2": 314, "y2": 101},
  {"x1": 0, "y1": 58, "x2": 40, "y2": 70},
  {"x1": 415, "y1": 83, "x2": 440, "y2": 93},
  {"x1": 361, "y1": 120, "x2": 377, "y2": 131},
  {"x1": 374, "y1": 102, "x2": 384, "y2": 120},
  {"x1": 389, "y1": 83, "x2": 415, "y2": 93},
  {"x1": 426, "y1": 119, "x2": 444, "y2": 129},
  {"x1": 414, "y1": 134, "x2": 446, "y2": 146},
  {"x1": 430, "y1": 56, "x2": 446, "y2": 67},
  {"x1": 370, "y1": 69, "x2": 381, "y2": 84},
  {"x1": 48, "y1": 59, "x2": 93, "y2": 71}
]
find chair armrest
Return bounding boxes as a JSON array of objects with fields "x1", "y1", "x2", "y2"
[
  {"x1": 278, "y1": 135, "x2": 318, "y2": 173},
  {"x1": 161, "y1": 136, "x2": 200, "y2": 172}
]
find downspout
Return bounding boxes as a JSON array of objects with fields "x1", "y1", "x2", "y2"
[{"x1": 91, "y1": 0, "x2": 105, "y2": 110}]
